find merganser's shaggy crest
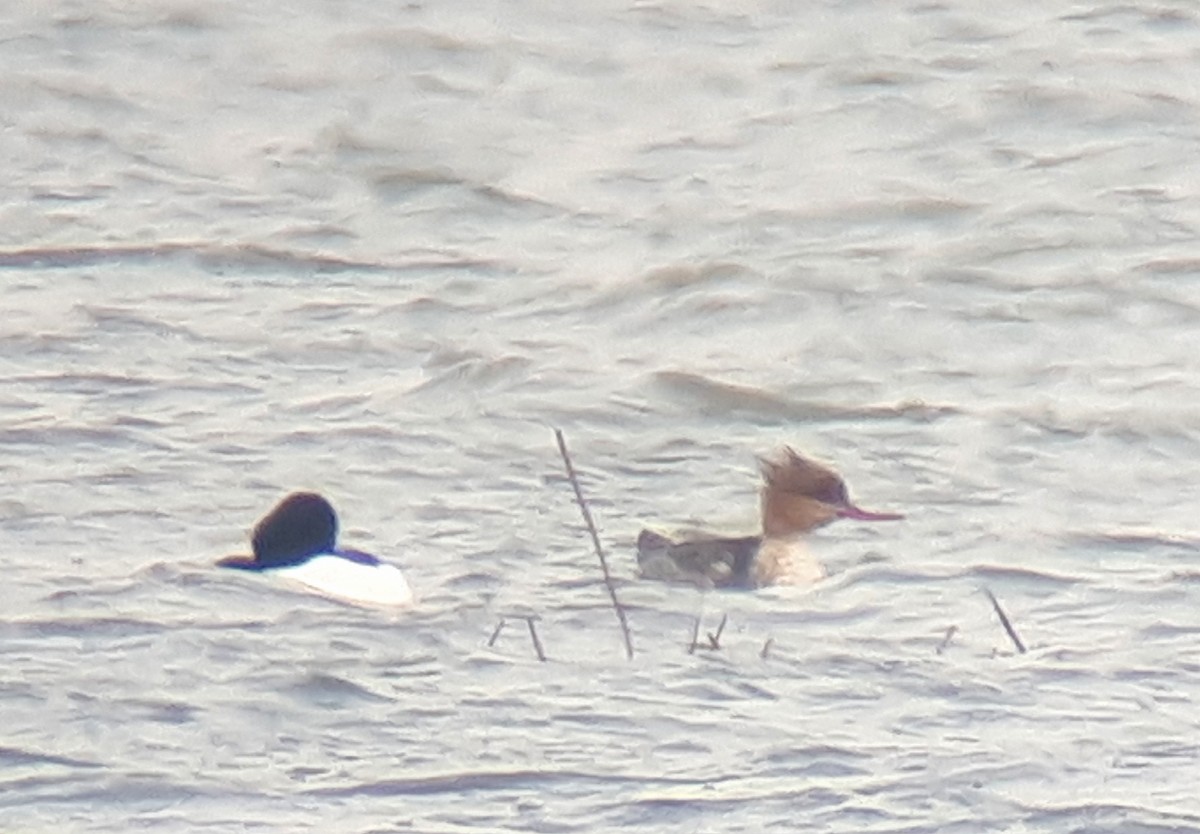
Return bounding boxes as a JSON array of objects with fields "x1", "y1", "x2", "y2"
[
  {"x1": 217, "y1": 492, "x2": 413, "y2": 607},
  {"x1": 637, "y1": 447, "x2": 902, "y2": 589}
]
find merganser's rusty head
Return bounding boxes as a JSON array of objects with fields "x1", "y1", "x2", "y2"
[{"x1": 758, "y1": 447, "x2": 902, "y2": 537}]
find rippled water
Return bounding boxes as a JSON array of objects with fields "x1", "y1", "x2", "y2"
[{"x1": 4, "y1": 1, "x2": 1200, "y2": 831}]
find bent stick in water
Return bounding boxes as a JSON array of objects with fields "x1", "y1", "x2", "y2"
[
  {"x1": 554, "y1": 428, "x2": 635, "y2": 660},
  {"x1": 707, "y1": 613, "x2": 728, "y2": 650}
]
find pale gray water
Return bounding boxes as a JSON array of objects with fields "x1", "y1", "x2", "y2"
[{"x1": 4, "y1": 1, "x2": 1200, "y2": 831}]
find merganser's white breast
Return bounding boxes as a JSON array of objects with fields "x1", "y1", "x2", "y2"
[
  {"x1": 751, "y1": 536, "x2": 825, "y2": 587},
  {"x1": 273, "y1": 551, "x2": 414, "y2": 608}
]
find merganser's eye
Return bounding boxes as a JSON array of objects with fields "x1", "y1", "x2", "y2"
[{"x1": 816, "y1": 480, "x2": 849, "y2": 505}]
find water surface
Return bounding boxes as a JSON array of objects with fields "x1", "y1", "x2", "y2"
[{"x1": 3, "y1": 1, "x2": 1200, "y2": 831}]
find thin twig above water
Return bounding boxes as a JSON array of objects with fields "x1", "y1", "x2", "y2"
[
  {"x1": 554, "y1": 429, "x2": 635, "y2": 660},
  {"x1": 706, "y1": 613, "x2": 728, "y2": 650},
  {"x1": 487, "y1": 615, "x2": 548, "y2": 662},
  {"x1": 523, "y1": 616, "x2": 547, "y2": 662},
  {"x1": 688, "y1": 616, "x2": 702, "y2": 655},
  {"x1": 688, "y1": 613, "x2": 729, "y2": 653},
  {"x1": 935, "y1": 625, "x2": 958, "y2": 655},
  {"x1": 984, "y1": 588, "x2": 1027, "y2": 654},
  {"x1": 487, "y1": 619, "x2": 506, "y2": 647}
]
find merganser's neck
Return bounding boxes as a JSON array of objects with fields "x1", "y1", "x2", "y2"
[{"x1": 752, "y1": 534, "x2": 825, "y2": 587}]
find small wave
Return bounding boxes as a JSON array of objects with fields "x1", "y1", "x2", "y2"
[
  {"x1": 304, "y1": 767, "x2": 710, "y2": 798},
  {"x1": 641, "y1": 261, "x2": 754, "y2": 290},
  {"x1": 966, "y1": 564, "x2": 1082, "y2": 587},
  {"x1": 651, "y1": 370, "x2": 958, "y2": 423},
  {"x1": 77, "y1": 304, "x2": 203, "y2": 341},
  {"x1": 284, "y1": 672, "x2": 392, "y2": 709},
  {"x1": 408, "y1": 352, "x2": 534, "y2": 397},
  {"x1": 3, "y1": 616, "x2": 171, "y2": 640},
  {"x1": 0, "y1": 242, "x2": 496, "y2": 274},
  {"x1": 1138, "y1": 257, "x2": 1200, "y2": 276},
  {"x1": 0, "y1": 746, "x2": 102, "y2": 769},
  {"x1": 1061, "y1": 528, "x2": 1200, "y2": 550},
  {"x1": 1134, "y1": 621, "x2": 1200, "y2": 639},
  {"x1": 828, "y1": 564, "x2": 953, "y2": 591},
  {"x1": 626, "y1": 774, "x2": 847, "y2": 810},
  {"x1": 1008, "y1": 402, "x2": 1200, "y2": 443}
]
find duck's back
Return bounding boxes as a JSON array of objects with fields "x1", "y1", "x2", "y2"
[{"x1": 636, "y1": 529, "x2": 761, "y2": 589}]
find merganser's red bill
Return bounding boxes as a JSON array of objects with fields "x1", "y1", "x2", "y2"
[{"x1": 837, "y1": 504, "x2": 904, "y2": 522}]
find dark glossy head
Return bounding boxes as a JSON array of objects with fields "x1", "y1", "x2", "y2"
[
  {"x1": 217, "y1": 492, "x2": 340, "y2": 571},
  {"x1": 252, "y1": 492, "x2": 338, "y2": 567}
]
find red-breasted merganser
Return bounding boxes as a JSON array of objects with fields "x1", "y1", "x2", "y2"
[
  {"x1": 636, "y1": 447, "x2": 902, "y2": 588},
  {"x1": 217, "y1": 492, "x2": 413, "y2": 607}
]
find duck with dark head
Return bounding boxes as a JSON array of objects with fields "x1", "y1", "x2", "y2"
[{"x1": 217, "y1": 492, "x2": 413, "y2": 607}]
